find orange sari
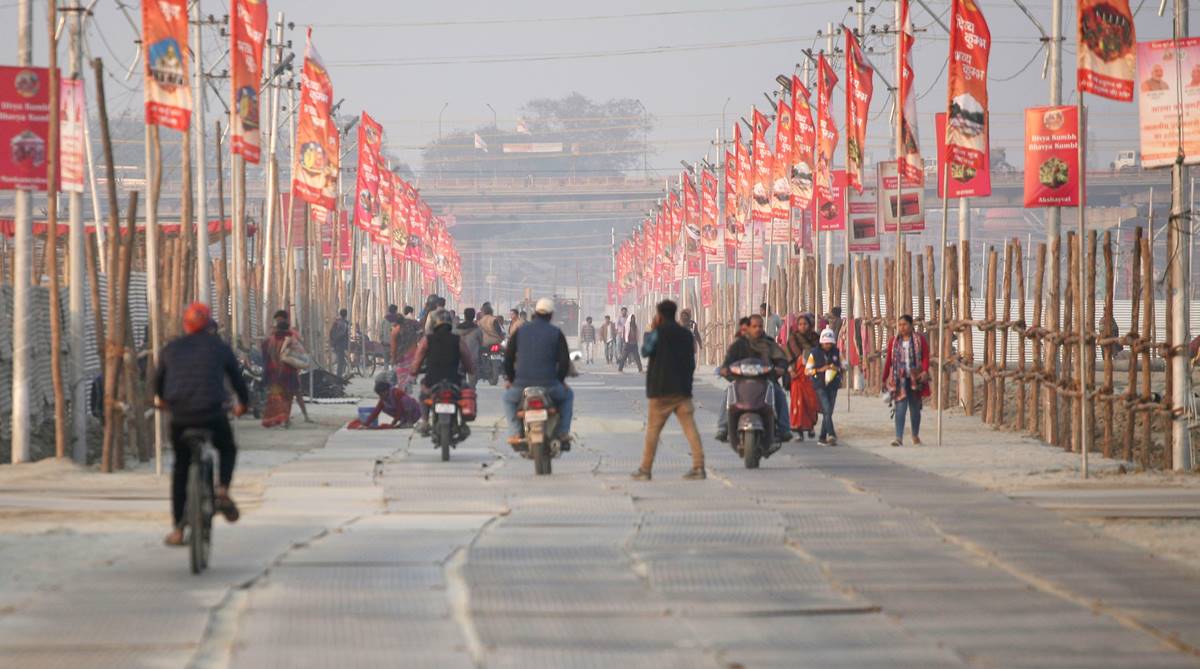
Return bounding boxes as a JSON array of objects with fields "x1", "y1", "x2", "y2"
[{"x1": 789, "y1": 359, "x2": 819, "y2": 431}]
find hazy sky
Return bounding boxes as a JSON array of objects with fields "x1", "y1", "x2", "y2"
[{"x1": 6, "y1": 0, "x2": 1187, "y2": 176}]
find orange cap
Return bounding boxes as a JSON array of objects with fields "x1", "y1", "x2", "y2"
[{"x1": 183, "y1": 302, "x2": 212, "y2": 335}]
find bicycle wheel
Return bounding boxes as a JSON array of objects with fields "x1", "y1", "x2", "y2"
[{"x1": 187, "y1": 462, "x2": 206, "y2": 574}]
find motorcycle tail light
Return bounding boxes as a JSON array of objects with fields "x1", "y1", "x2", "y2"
[
  {"x1": 489, "y1": 344, "x2": 501, "y2": 353},
  {"x1": 437, "y1": 390, "x2": 455, "y2": 402},
  {"x1": 527, "y1": 398, "x2": 545, "y2": 410}
]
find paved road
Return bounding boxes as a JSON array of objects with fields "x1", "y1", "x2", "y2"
[{"x1": 4, "y1": 369, "x2": 1200, "y2": 668}]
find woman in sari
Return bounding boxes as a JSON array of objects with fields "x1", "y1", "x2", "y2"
[
  {"x1": 261, "y1": 311, "x2": 311, "y2": 428},
  {"x1": 786, "y1": 313, "x2": 820, "y2": 441}
]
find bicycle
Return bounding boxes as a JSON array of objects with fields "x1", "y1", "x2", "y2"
[{"x1": 179, "y1": 428, "x2": 217, "y2": 574}]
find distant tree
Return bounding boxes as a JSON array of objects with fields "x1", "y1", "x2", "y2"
[{"x1": 421, "y1": 92, "x2": 654, "y2": 178}]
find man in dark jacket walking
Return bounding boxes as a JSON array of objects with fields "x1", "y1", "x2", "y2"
[{"x1": 631, "y1": 300, "x2": 706, "y2": 481}]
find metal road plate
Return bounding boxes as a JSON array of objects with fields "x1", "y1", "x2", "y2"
[
  {"x1": 0, "y1": 647, "x2": 195, "y2": 669},
  {"x1": 467, "y1": 545, "x2": 627, "y2": 564},
  {"x1": 644, "y1": 560, "x2": 829, "y2": 593},
  {"x1": 524, "y1": 409, "x2": 548, "y2": 422},
  {"x1": 467, "y1": 584, "x2": 666, "y2": 615},
  {"x1": 471, "y1": 614, "x2": 687, "y2": 651},
  {"x1": 265, "y1": 564, "x2": 446, "y2": 590},
  {"x1": 485, "y1": 648, "x2": 718, "y2": 669},
  {"x1": 630, "y1": 524, "x2": 785, "y2": 547},
  {"x1": 462, "y1": 563, "x2": 639, "y2": 587},
  {"x1": 435, "y1": 403, "x2": 457, "y2": 414},
  {"x1": 246, "y1": 584, "x2": 451, "y2": 619},
  {"x1": 232, "y1": 646, "x2": 475, "y2": 669},
  {"x1": 640, "y1": 510, "x2": 782, "y2": 527}
]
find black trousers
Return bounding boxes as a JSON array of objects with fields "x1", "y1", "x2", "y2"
[
  {"x1": 170, "y1": 417, "x2": 237, "y2": 526},
  {"x1": 334, "y1": 346, "x2": 348, "y2": 377},
  {"x1": 617, "y1": 342, "x2": 642, "y2": 372}
]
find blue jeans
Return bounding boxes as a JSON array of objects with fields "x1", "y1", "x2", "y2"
[
  {"x1": 505, "y1": 381, "x2": 574, "y2": 438},
  {"x1": 894, "y1": 381, "x2": 922, "y2": 440},
  {"x1": 815, "y1": 385, "x2": 838, "y2": 440},
  {"x1": 718, "y1": 382, "x2": 790, "y2": 438}
]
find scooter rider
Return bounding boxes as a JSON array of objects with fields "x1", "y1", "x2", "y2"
[
  {"x1": 410, "y1": 309, "x2": 476, "y2": 434},
  {"x1": 715, "y1": 314, "x2": 792, "y2": 443},
  {"x1": 502, "y1": 297, "x2": 574, "y2": 449},
  {"x1": 478, "y1": 302, "x2": 504, "y2": 348}
]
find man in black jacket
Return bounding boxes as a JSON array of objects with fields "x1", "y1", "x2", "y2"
[
  {"x1": 502, "y1": 298, "x2": 574, "y2": 447},
  {"x1": 154, "y1": 303, "x2": 249, "y2": 546},
  {"x1": 410, "y1": 310, "x2": 476, "y2": 434},
  {"x1": 631, "y1": 300, "x2": 705, "y2": 481}
]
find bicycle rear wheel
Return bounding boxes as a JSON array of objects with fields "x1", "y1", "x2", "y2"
[{"x1": 187, "y1": 462, "x2": 206, "y2": 574}]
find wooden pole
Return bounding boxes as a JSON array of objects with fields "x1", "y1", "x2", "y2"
[
  {"x1": 1123, "y1": 228, "x2": 1142, "y2": 462},
  {"x1": 215, "y1": 121, "x2": 230, "y2": 332},
  {"x1": 47, "y1": 1, "x2": 66, "y2": 458},
  {"x1": 93, "y1": 57, "x2": 122, "y2": 473}
]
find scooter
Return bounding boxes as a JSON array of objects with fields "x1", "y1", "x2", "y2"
[
  {"x1": 514, "y1": 386, "x2": 563, "y2": 475},
  {"x1": 724, "y1": 358, "x2": 785, "y2": 469},
  {"x1": 423, "y1": 380, "x2": 474, "y2": 461}
]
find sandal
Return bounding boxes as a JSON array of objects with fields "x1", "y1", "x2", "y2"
[
  {"x1": 163, "y1": 528, "x2": 185, "y2": 546},
  {"x1": 215, "y1": 493, "x2": 240, "y2": 523}
]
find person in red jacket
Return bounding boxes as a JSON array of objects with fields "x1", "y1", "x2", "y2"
[{"x1": 884, "y1": 314, "x2": 931, "y2": 447}]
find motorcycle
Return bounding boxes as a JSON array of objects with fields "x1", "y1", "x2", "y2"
[
  {"x1": 423, "y1": 380, "x2": 474, "y2": 461},
  {"x1": 724, "y1": 358, "x2": 785, "y2": 469},
  {"x1": 480, "y1": 341, "x2": 503, "y2": 386},
  {"x1": 515, "y1": 386, "x2": 563, "y2": 475}
]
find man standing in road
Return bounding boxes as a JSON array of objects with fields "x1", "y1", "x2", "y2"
[
  {"x1": 761, "y1": 302, "x2": 783, "y2": 340},
  {"x1": 632, "y1": 300, "x2": 706, "y2": 481},
  {"x1": 616, "y1": 306, "x2": 643, "y2": 373},
  {"x1": 329, "y1": 308, "x2": 351, "y2": 378},
  {"x1": 507, "y1": 308, "x2": 525, "y2": 338},
  {"x1": 503, "y1": 298, "x2": 574, "y2": 448},
  {"x1": 580, "y1": 316, "x2": 597, "y2": 364},
  {"x1": 599, "y1": 315, "x2": 616, "y2": 364}
]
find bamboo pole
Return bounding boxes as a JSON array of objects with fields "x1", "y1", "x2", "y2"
[
  {"x1": 1101, "y1": 231, "x2": 1115, "y2": 458},
  {"x1": 1085, "y1": 229, "x2": 1097, "y2": 458},
  {"x1": 1140, "y1": 232, "x2": 1154, "y2": 467},
  {"x1": 998, "y1": 241, "x2": 1013, "y2": 427},
  {"x1": 215, "y1": 121, "x2": 230, "y2": 331},
  {"x1": 1045, "y1": 235, "x2": 1061, "y2": 444},
  {"x1": 46, "y1": 2, "x2": 66, "y2": 458},
  {"x1": 1015, "y1": 240, "x2": 1026, "y2": 432},
  {"x1": 1124, "y1": 228, "x2": 1142, "y2": 461},
  {"x1": 961, "y1": 239, "x2": 975, "y2": 415},
  {"x1": 1031, "y1": 243, "x2": 1046, "y2": 439}
]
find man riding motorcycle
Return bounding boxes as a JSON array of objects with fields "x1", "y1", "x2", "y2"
[
  {"x1": 454, "y1": 307, "x2": 483, "y2": 387},
  {"x1": 502, "y1": 298, "x2": 574, "y2": 449},
  {"x1": 410, "y1": 309, "x2": 476, "y2": 434},
  {"x1": 477, "y1": 302, "x2": 504, "y2": 349},
  {"x1": 153, "y1": 303, "x2": 249, "y2": 547},
  {"x1": 715, "y1": 314, "x2": 792, "y2": 443}
]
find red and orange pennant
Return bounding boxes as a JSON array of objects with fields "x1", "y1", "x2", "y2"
[
  {"x1": 292, "y1": 29, "x2": 338, "y2": 209},
  {"x1": 844, "y1": 27, "x2": 873, "y2": 192},
  {"x1": 142, "y1": 0, "x2": 191, "y2": 131},
  {"x1": 230, "y1": 0, "x2": 268, "y2": 163}
]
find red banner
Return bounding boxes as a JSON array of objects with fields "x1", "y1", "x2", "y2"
[
  {"x1": 352, "y1": 112, "x2": 382, "y2": 233},
  {"x1": 320, "y1": 210, "x2": 352, "y2": 269},
  {"x1": 814, "y1": 170, "x2": 846, "y2": 232},
  {"x1": 844, "y1": 27, "x2": 873, "y2": 192},
  {"x1": 395, "y1": 179, "x2": 413, "y2": 259},
  {"x1": 790, "y1": 76, "x2": 815, "y2": 212},
  {"x1": 935, "y1": 112, "x2": 990, "y2": 197},
  {"x1": 770, "y1": 99, "x2": 792, "y2": 242},
  {"x1": 878, "y1": 161, "x2": 926, "y2": 232},
  {"x1": 291, "y1": 29, "x2": 337, "y2": 209},
  {"x1": 898, "y1": 0, "x2": 923, "y2": 184},
  {"x1": 230, "y1": 0, "x2": 268, "y2": 163},
  {"x1": 682, "y1": 173, "x2": 702, "y2": 278},
  {"x1": 701, "y1": 271, "x2": 713, "y2": 308},
  {"x1": 409, "y1": 196, "x2": 429, "y2": 262},
  {"x1": 724, "y1": 149, "x2": 741, "y2": 266},
  {"x1": 60, "y1": 78, "x2": 85, "y2": 193},
  {"x1": 142, "y1": 0, "x2": 191, "y2": 131},
  {"x1": 848, "y1": 178, "x2": 880, "y2": 252},
  {"x1": 750, "y1": 109, "x2": 773, "y2": 224},
  {"x1": 1077, "y1": 0, "x2": 1136, "y2": 102},
  {"x1": 376, "y1": 170, "x2": 394, "y2": 245},
  {"x1": 946, "y1": 0, "x2": 991, "y2": 197},
  {"x1": 1023, "y1": 105, "x2": 1082, "y2": 208},
  {"x1": 700, "y1": 168, "x2": 720, "y2": 263},
  {"x1": 0, "y1": 67, "x2": 50, "y2": 191},
  {"x1": 816, "y1": 54, "x2": 839, "y2": 216}
]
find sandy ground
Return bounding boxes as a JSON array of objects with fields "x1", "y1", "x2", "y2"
[{"x1": 0, "y1": 377, "x2": 380, "y2": 610}]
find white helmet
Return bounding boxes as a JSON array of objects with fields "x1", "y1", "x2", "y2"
[
  {"x1": 534, "y1": 297, "x2": 555, "y2": 315},
  {"x1": 819, "y1": 328, "x2": 836, "y2": 344}
]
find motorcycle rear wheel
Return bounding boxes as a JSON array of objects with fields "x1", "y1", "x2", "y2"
[{"x1": 437, "y1": 421, "x2": 452, "y2": 462}]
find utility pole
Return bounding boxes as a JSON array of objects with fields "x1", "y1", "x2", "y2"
[
  {"x1": 68, "y1": 0, "x2": 87, "y2": 463},
  {"x1": 192, "y1": 1, "x2": 211, "y2": 305},
  {"x1": 47, "y1": 0, "x2": 66, "y2": 459},
  {"x1": 261, "y1": 12, "x2": 284, "y2": 333},
  {"x1": 1169, "y1": 0, "x2": 1192, "y2": 470},
  {"x1": 11, "y1": 0, "x2": 33, "y2": 463}
]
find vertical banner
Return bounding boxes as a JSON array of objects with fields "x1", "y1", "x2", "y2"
[
  {"x1": 935, "y1": 112, "x2": 990, "y2": 196},
  {"x1": 142, "y1": 0, "x2": 191, "y2": 131},
  {"x1": 1023, "y1": 105, "x2": 1082, "y2": 207},
  {"x1": 770, "y1": 98, "x2": 793, "y2": 242},
  {"x1": 878, "y1": 161, "x2": 925, "y2": 232},
  {"x1": 291, "y1": 29, "x2": 337, "y2": 209},
  {"x1": 815, "y1": 54, "x2": 840, "y2": 223},
  {"x1": 352, "y1": 112, "x2": 382, "y2": 232},
  {"x1": 898, "y1": 0, "x2": 923, "y2": 184},
  {"x1": 683, "y1": 173, "x2": 702, "y2": 277},
  {"x1": 735, "y1": 124, "x2": 752, "y2": 229},
  {"x1": 946, "y1": 0, "x2": 992, "y2": 197},
  {"x1": 700, "y1": 168, "x2": 721, "y2": 263},
  {"x1": 814, "y1": 170, "x2": 846, "y2": 231},
  {"x1": 392, "y1": 177, "x2": 409, "y2": 259},
  {"x1": 59, "y1": 77, "x2": 85, "y2": 193},
  {"x1": 407, "y1": 186, "x2": 425, "y2": 261},
  {"x1": 230, "y1": 0, "x2": 268, "y2": 163},
  {"x1": 1137, "y1": 38, "x2": 1200, "y2": 168},
  {"x1": 848, "y1": 178, "x2": 880, "y2": 252},
  {"x1": 321, "y1": 210, "x2": 352, "y2": 269},
  {"x1": 1078, "y1": 0, "x2": 1136, "y2": 101},
  {"x1": 0, "y1": 66, "x2": 50, "y2": 191},
  {"x1": 724, "y1": 149, "x2": 742, "y2": 266},
  {"x1": 750, "y1": 108, "x2": 773, "y2": 224},
  {"x1": 791, "y1": 208, "x2": 813, "y2": 258},
  {"x1": 701, "y1": 271, "x2": 713, "y2": 308},
  {"x1": 790, "y1": 76, "x2": 815, "y2": 212},
  {"x1": 844, "y1": 27, "x2": 874, "y2": 192},
  {"x1": 667, "y1": 192, "x2": 682, "y2": 279},
  {"x1": 376, "y1": 170, "x2": 394, "y2": 245}
]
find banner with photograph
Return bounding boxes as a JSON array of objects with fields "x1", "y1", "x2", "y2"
[
  {"x1": 291, "y1": 29, "x2": 337, "y2": 209},
  {"x1": 724, "y1": 149, "x2": 742, "y2": 266},
  {"x1": 700, "y1": 168, "x2": 721, "y2": 263},
  {"x1": 1023, "y1": 105, "x2": 1082, "y2": 207},
  {"x1": 736, "y1": 123, "x2": 752, "y2": 229},
  {"x1": 816, "y1": 54, "x2": 839, "y2": 206},
  {"x1": 844, "y1": 27, "x2": 873, "y2": 192},
  {"x1": 946, "y1": 0, "x2": 991, "y2": 197},
  {"x1": 791, "y1": 76, "x2": 815, "y2": 211},
  {"x1": 59, "y1": 77, "x2": 85, "y2": 193},
  {"x1": 1078, "y1": 0, "x2": 1136, "y2": 101},
  {"x1": 935, "y1": 112, "x2": 990, "y2": 197},
  {"x1": 790, "y1": 207, "x2": 813, "y2": 258},
  {"x1": 376, "y1": 169, "x2": 394, "y2": 245},
  {"x1": 770, "y1": 98, "x2": 793, "y2": 240},
  {"x1": 848, "y1": 179, "x2": 880, "y2": 252},
  {"x1": 751, "y1": 108, "x2": 773, "y2": 224},
  {"x1": 1137, "y1": 38, "x2": 1200, "y2": 168},
  {"x1": 683, "y1": 173, "x2": 702, "y2": 278},
  {"x1": 230, "y1": 0, "x2": 268, "y2": 163},
  {"x1": 898, "y1": 0, "x2": 923, "y2": 183},
  {"x1": 142, "y1": 0, "x2": 191, "y2": 131},
  {"x1": 351, "y1": 112, "x2": 382, "y2": 233},
  {"x1": 0, "y1": 66, "x2": 50, "y2": 191},
  {"x1": 877, "y1": 161, "x2": 925, "y2": 232},
  {"x1": 814, "y1": 169, "x2": 846, "y2": 232},
  {"x1": 392, "y1": 177, "x2": 409, "y2": 259}
]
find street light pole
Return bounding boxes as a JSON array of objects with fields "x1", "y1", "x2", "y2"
[
  {"x1": 485, "y1": 103, "x2": 497, "y2": 128},
  {"x1": 635, "y1": 99, "x2": 648, "y2": 178},
  {"x1": 437, "y1": 101, "x2": 449, "y2": 183}
]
